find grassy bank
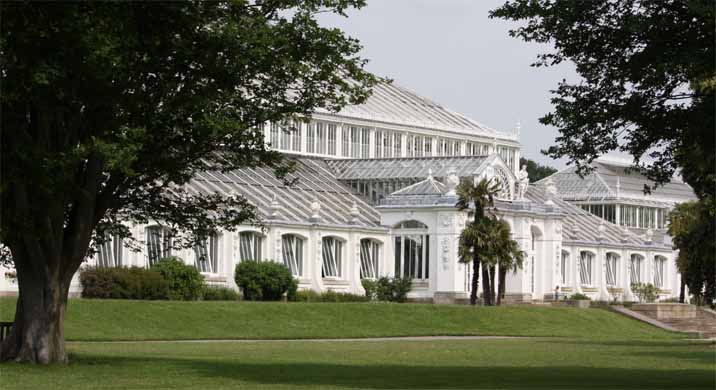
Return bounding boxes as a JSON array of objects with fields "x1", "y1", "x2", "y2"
[
  {"x1": 3, "y1": 338, "x2": 714, "y2": 389},
  {"x1": 0, "y1": 297, "x2": 680, "y2": 341}
]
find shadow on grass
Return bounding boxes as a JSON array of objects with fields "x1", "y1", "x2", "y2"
[{"x1": 57, "y1": 354, "x2": 715, "y2": 389}]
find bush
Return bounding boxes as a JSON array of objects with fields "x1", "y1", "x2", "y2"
[
  {"x1": 569, "y1": 293, "x2": 591, "y2": 301},
  {"x1": 234, "y1": 260, "x2": 297, "y2": 301},
  {"x1": 631, "y1": 283, "x2": 658, "y2": 303},
  {"x1": 202, "y1": 285, "x2": 241, "y2": 301},
  {"x1": 376, "y1": 276, "x2": 412, "y2": 303},
  {"x1": 294, "y1": 290, "x2": 368, "y2": 302},
  {"x1": 151, "y1": 257, "x2": 205, "y2": 300},
  {"x1": 361, "y1": 279, "x2": 378, "y2": 300},
  {"x1": 80, "y1": 266, "x2": 170, "y2": 300}
]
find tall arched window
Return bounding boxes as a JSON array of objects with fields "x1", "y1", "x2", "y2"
[
  {"x1": 560, "y1": 250, "x2": 570, "y2": 285},
  {"x1": 281, "y1": 234, "x2": 304, "y2": 277},
  {"x1": 605, "y1": 252, "x2": 619, "y2": 286},
  {"x1": 98, "y1": 234, "x2": 123, "y2": 267},
  {"x1": 654, "y1": 255, "x2": 667, "y2": 288},
  {"x1": 238, "y1": 231, "x2": 263, "y2": 262},
  {"x1": 579, "y1": 251, "x2": 594, "y2": 286},
  {"x1": 194, "y1": 233, "x2": 221, "y2": 274},
  {"x1": 146, "y1": 226, "x2": 172, "y2": 266},
  {"x1": 322, "y1": 236, "x2": 343, "y2": 278},
  {"x1": 393, "y1": 220, "x2": 430, "y2": 280},
  {"x1": 630, "y1": 254, "x2": 644, "y2": 284},
  {"x1": 360, "y1": 239, "x2": 381, "y2": 279}
]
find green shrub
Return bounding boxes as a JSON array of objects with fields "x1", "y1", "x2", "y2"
[
  {"x1": 294, "y1": 289, "x2": 368, "y2": 302},
  {"x1": 361, "y1": 279, "x2": 378, "y2": 300},
  {"x1": 80, "y1": 266, "x2": 170, "y2": 300},
  {"x1": 202, "y1": 285, "x2": 241, "y2": 301},
  {"x1": 151, "y1": 257, "x2": 204, "y2": 301},
  {"x1": 376, "y1": 276, "x2": 413, "y2": 303},
  {"x1": 631, "y1": 283, "x2": 658, "y2": 303},
  {"x1": 569, "y1": 293, "x2": 591, "y2": 301},
  {"x1": 234, "y1": 260, "x2": 297, "y2": 301}
]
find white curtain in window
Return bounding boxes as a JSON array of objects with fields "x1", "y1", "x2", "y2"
[
  {"x1": 147, "y1": 226, "x2": 171, "y2": 266},
  {"x1": 654, "y1": 257, "x2": 665, "y2": 288},
  {"x1": 360, "y1": 239, "x2": 380, "y2": 279},
  {"x1": 579, "y1": 252, "x2": 593, "y2": 285},
  {"x1": 282, "y1": 235, "x2": 303, "y2": 276},
  {"x1": 194, "y1": 234, "x2": 219, "y2": 273},
  {"x1": 322, "y1": 237, "x2": 342, "y2": 277},
  {"x1": 239, "y1": 232, "x2": 262, "y2": 262},
  {"x1": 605, "y1": 253, "x2": 618, "y2": 286},
  {"x1": 630, "y1": 255, "x2": 642, "y2": 284}
]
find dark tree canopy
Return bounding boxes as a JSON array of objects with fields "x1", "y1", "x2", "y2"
[
  {"x1": 0, "y1": 1, "x2": 375, "y2": 364},
  {"x1": 491, "y1": 0, "x2": 715, "y2": 199},
  {"x1": 519, "y1": 157, "x2": 557, "y2": 182}
]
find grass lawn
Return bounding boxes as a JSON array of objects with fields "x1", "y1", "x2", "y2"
[
  {"x1": 0, "y1": 298, "x2": 686, "y2": 341},
  {"x1": 2, "y1": 298, "x2": 713, "y2": 389},
  {"x1": 2, "y1": 338, "x2": 714, "y2": 389}
]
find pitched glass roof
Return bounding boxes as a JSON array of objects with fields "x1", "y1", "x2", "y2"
[
  {"x1": 185, "y1": 157, "x2": 382, "y2": 228},
  {"x1": 326, "y1": 155, "x2": 489, "y2": 181},
  {"x1": 314, "y1": 81, "x2": 516, "y2": 141},
  {"x1": 537, "y1": 157, "x2": 696, "y2": 205}
]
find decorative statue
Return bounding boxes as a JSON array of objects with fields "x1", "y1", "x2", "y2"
[
  {"x1": 517, "y1": 164, "x2": 529, "y2": 200},
  {"x1": 445, "y1": 167, "x2": 459, "y2": 196}
]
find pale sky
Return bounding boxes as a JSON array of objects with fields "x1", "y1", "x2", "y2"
[{"x1": 319, "y1": 0, "x2": 578, "y2": 168}]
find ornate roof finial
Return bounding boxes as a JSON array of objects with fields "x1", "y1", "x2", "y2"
[
  {"x1": 348, "y1": 201, "x2": 360, "y2": 224},
  {"x1": 309, "y1": 198, "x2": 321, "y2": 223},
  {"x1": 515, "y1": 120, "x2": 521, "y2": 139},
  {"x1": 268, "y1": 194, "x2": 281, "y2": 220},
  {"x1": 616, "y1": 177, "x2": 621, "y2": 199},
  {"x1": 427, "y1": 168, "x2": 433, "y2": 180},
  {"x1": 445, "y1": 167, "x2": 459, "y2": 196}
]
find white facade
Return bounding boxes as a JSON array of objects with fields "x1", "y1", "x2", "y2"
[{"x1": 0, "y1": 82, "x2": 683, "y2": 302}]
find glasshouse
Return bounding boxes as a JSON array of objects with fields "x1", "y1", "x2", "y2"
[{"x1": 0, "y1": 82, "x2": 692, "y2": 303}]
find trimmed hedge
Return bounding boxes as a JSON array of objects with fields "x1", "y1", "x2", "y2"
[
  {"x1": 80, "y1": 266, "x2": 170, "y2": 300},
  {"x1": 375, "y1": 276, "x2": 412, "y2": 302},
  {"x1": 294, "y1": 290, "x2": 369, "y2": 302},
  {"x1": 234, "y1": 260, "x2": 298, "y2": 301},
  {"x1": 203, "y1": 285, "x2": 241, "y2": 301},
  {"x1": 150, "y1": 257, "x2": 204, "y2": 300}
]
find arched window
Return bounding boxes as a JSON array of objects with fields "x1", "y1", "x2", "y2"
[
  {"x1": 194, "y1": 233, "x2": 221, "y2": 274},
  {"x1": 360, "y1": 239, "x2": 381, "y2": 279},
  {"x1": 654, "y1": 255, "x2": 667, "y2": 288},
  {"x1": 605, "y1": 252, "x2": 619, "y2": 286},
  {"x1": 146, "y1": 226, "x2": 172, "y2": 266},
  {"x1": 560, "y1": 250, "x2": 569, "y2": 285},
  {"x1": 393, "y1": 220, "x2": 429, "y2": 280},
  {"x1": 579, "y1": 251, "x2": 594, "y2": 286},
  {"x1": 630, "y1": 254, "x2": 644, "y2": 284},
  {"x1": 238, "y1": 231, "x2": 263, "y2": 262},
  {"x1": 281, "y1": 234, "x2": 304, "y2": 277},
  {"x1": 322, "y1": 236, "x2": 344, "y2": 278},
  {"x1": 98, "y1": 234, "x2": 123, "y2": 267}
]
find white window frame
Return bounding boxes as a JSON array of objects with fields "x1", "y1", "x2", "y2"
[
  {"x1": 605, "y1": 252, "x2": 619, "y2": 287},
  {"x1": 146, "y1": 225, "x2": 173, "y2": 267},
  {"x1": 360, "y1": 238, "x2": 382, "y2": 280},
  {"x1": 194, "y1": 233, "x2": 221, "y2": 275},
  {"x1": 392, "y1": 221, "x2": 430, "y2": 281},
  {"x1": 630, "y1": 254, "x2": 644, "y2": 284},
  {"x1": 98, "y1": 233, "x2": 123, "y2": 268},
  {"x1": 238, "y1": 231, "x2": 263, "y2": 262},
  {"x1": 281, "y1": 234, "x2": 305, "y2": 277},
  {"x1": 321, "y1": 236, "x2": 344, "y2": 278},
  {"x1": 579, "y1": 251, "x2": 595, "y2": 286}
]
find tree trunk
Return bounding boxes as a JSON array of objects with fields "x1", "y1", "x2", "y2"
[
  {"x1": 489, "y1": 265, "x2": 496, "y2": 305},
  {"x1": 481, "y1": 262, "x2": 492, "y2": 306},
  {"x1": 0, "y1": 253, "x2": 72, "y2": 364},
  {"x1": 497, "y1": 267, "x2": 507, "y2": 306},
  {"x1": 679, "y1": 278, "x2": 686, "y2": 303},
  {"x1": 470, "y1": 256, "x2": 480, "y2": 305}
]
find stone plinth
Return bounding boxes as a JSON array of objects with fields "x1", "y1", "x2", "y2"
[
  {"x1": 433, "y1": 291, "x2": 468, "y2": 305},
  {"x1": 631, "y1": 303, "x2": 696, "y2": 320}
]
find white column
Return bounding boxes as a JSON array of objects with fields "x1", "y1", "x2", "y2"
[
  {"x1": 369, "y1": 127, "x2": 376, "y2": 158},
  {"x1": 336, "y1": 123, "x2": 344, "y2": 157}
]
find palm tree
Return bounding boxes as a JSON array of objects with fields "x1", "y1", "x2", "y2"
[
  {"x1": 491, "y1": 219, "x2": 525, "y2": 306},
  {"x1": 457, "y1": 177, "x2": 501, "y2": 305}
]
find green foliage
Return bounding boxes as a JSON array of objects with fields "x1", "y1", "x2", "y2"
[
  {"x1": 668, "y1": 201, "x2": 716, "y2": 307},
  {"x1": 568, "y1": 293, "x2": 591, "y2": 301},
  {"x1": 519, "y1": 158, "x2": 557, "y2": 182},
  {"x1": 150, "y1": 257, "x2": 205, "y2": 301},
  {"x1": 234, "y1": 260, "x2": 297, "y2": 301},
  {"x1": 293, "y1": 290, "x2": 369, "y2": 303},
  {"x1": 375, "y1": 277, "x2": 412, "y2": 303},
  {"x1": 491, "y1": 1, "x2": 714, "y2": 200},
  {"x1": 631, "y1": 283, "x2": 658, "y2": 303},
  {"x1": 361, "y1": 279, "x2": 378, "y2": 300},
  {"x1": 202, "y1": 285, "x2": 241, "y2": 301},
  {"x1": 79, "y1": 267, "x2": 170, "y2": 300}
]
